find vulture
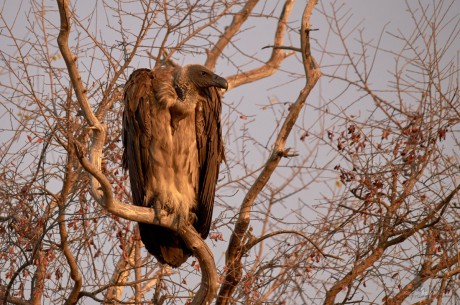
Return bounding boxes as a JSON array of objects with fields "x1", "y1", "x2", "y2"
[{"x1": 122, "y1": 64, "x2": 227, "y2": 267}]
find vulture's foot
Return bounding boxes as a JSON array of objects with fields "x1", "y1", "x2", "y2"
[
  {"x1": 153, "y1": 204, "x2": 163, "y2": 225},
  {"x1": 188, "y1": 211, "x2": 198, "y2": 226},
  {"x1": 171, "y1": 212, "x2": 184, "y2": 232},
  {"x1": 172, "y1": 209, "x2": 195, "y2": 232}
]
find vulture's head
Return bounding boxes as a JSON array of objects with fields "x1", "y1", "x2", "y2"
[{"x1": 184, "y1": 64, "x2": 228, "y2": 91}]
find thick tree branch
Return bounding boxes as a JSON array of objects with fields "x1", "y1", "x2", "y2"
[
  {"x1": 56, "y1": 0, "x2": 161, "y2": 227},
  {"x1": 74, "y1": 144, "x2": 170, "y2": 226},
  {"x1": 217, "y1": 1, "x2": 321, "y2": 304},
  {"x1": 224, "y1": 0, "x2": 296, "y2": 90},
  {"x1": 56, "y1": 2, "x2": 216, "y2": 304},
  {"x1": 56, "y1": 0, "x2": 107, "y2": 206},
  {"x1": 57, "y1": 0, "x2": 98, "y2": 127},
  {"x1": 205, "y1": 0, "x2": 260, "y2": 70},
  {"x1": 179, "y1": 225, "x2": 218, "y2": 305},
  {"x1": 30, "y1": 250, "x2": 45, "y2": 305}
]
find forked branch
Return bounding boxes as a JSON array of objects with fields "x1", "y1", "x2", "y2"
[
  {"x1": 216, "y1": 1, "x2": 321, "y2": 304},
  {"x1": 224, "y1": 0, "x2": 296, "y2": 90}
]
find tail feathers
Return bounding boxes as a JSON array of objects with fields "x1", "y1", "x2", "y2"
[{"x1": 138, "y1": 223, "x2": 192, "y2": 268}]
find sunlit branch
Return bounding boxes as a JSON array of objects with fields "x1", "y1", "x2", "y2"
[
  {"x1": 217, "y1": 1, "x2": 321, "y2": 303},
  {"x1": 224, "y1": 0, "x2": 296, "y2": 90},
  {"x1": 205, "y1": 0, "x2": 260, "y2": 70}
]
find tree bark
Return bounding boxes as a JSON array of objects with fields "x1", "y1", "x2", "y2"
[{"x1": 216, "y1": 1, "x2": 321, "y2": 303}]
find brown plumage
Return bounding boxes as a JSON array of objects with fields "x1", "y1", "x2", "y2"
[{"x1": 122, "y1": 64, "x2": 226, "y2": 267}]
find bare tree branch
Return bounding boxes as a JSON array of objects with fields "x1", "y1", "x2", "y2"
[
  {"x1": 217, "y1": 1, "x2": 321, "y2": 303},
  {"x1": 205, "y1": 0, "x2": 260, "y2": 70},
  {"x1": 180, "y1": 225, "x2": 218, "y2": 305},
  {"x1": 56, "y1": 2, "x2": 219, "y2": 303},
  {"x1": 224, "y1": 0, "x2": 296, "y2": 89}
]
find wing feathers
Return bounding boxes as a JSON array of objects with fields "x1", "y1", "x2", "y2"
[
  {"x1": 122, "y1": 66, "x2": 224, "y2": 266},
  {"x1": 195, "y1": 87, "x2": 224, "y2": 238},
  {"x1": 123, "y1": 68, "x2": 155, "y2": 207}
]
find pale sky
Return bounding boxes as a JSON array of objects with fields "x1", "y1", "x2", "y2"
[{"x1": 1, "y1": 0, "x2": 459, "y2": 303}]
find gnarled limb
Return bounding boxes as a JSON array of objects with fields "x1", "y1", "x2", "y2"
[
  {"x1": 57, "y1": 0, "x2": 159, "y2": 226},
  {"x1": 180, "y1": 224, "x2": 218, "y2": 305},
  {"x1": 57, "y1": 0, "x2": 106, "y2": 207},
  {"x1": 216, "y1": 1, "x2": 321, "y2": 304},
  {"x1": 204, "y1": 0, "x2": 296, "y2": 90},
  {"x1": 56, "y1": 1, "x2": 218, "y2": 304}
]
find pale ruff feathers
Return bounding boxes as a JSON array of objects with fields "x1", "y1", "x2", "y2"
[{"x1": 145, "y1": 69, "x2": 199, "y2": 221}]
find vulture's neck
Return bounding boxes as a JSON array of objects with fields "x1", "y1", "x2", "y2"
[
  {"x1": 174, "y1": 82, "x2": 186, "y2": 101},
  {"x1": 169, "y1": 70, "x2": 199, "y2": 132},
  {"x1": 173, "y1": 70, "x2": 197, "y2": 102}
]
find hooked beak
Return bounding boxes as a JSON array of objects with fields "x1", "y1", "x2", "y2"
[{"x1": 213, "y1": 74, "x2": 228, "y2": 91}]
